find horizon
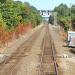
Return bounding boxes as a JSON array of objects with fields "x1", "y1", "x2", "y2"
[{"x1": 14, "y1": 0, "x2": 75, "y2": 10}]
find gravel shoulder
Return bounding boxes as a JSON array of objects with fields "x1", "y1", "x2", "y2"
[{"x1": 49, "y1": 24, "x2": 75, "y2": 75}]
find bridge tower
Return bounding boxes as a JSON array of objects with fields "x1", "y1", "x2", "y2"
[{"x1": 54, "y1": 12, "x2": 57, "y2": 25}]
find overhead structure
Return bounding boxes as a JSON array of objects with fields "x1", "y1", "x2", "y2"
[
  {"x1": 38, "y1": 10, "x2": 53, "y2": 21},
  {"x1": 38, "y1": 10, "x2": 57, "y2": 25}
]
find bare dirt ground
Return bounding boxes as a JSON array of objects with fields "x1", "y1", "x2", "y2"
[
  {"x1": 39, "y1": 25, "x2": 58, "y2": 75},
  {"x1": 0, "y1": 24, "x2": 75, "y2": 75},
  {"x1": 15, "y1": 25, "x2": 46, "y2": 75},
  {"x1": 0, "y1": 24, "x2": 46, "y2": 75},
  {"x1": 49, "y1": 24, "x2": 75, "y2": 75}
]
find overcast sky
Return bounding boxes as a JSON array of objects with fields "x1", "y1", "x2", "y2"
[{"x1": 14, "y1": 0, "x2": 75, "y2": 10}]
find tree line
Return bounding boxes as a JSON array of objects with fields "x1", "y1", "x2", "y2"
[
  {"x1": 0, "y1": 0, "x2": 42, "y2": 46},
  {"x1": 49, "y1": 4, "x2": 75, "y2": 31}
]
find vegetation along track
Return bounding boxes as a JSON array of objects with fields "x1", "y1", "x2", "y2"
[
  {"x1": 0, "y1": 26, "x2": 44, "y2": 75},
  {"x1": 39, "y1": 25, "x2": 58, "y2": 75}
]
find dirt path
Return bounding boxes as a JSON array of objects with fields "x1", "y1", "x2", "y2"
[
  {"x1": 15, "y1": 25, "x2": 46, "y2": 75},
  {"x1": 0, "y1": 24, "x2": 45, "y2": 75},
  {"x1": 39, "y1": 25, "x2": 58, "y2": 75}
]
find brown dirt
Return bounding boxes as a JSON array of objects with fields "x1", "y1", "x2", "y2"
[
  {"x1": 49, "y1": 24, "x2": 75, "y2": 75},
  {"x1": 0, "y1": 24, "x2": 45, "y2": 75}
]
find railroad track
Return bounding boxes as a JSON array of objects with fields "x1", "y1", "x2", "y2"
[
  {"x1": 0, "y1": 26, "x2": 44, "y2": 75},
  {"x1": 39, "y1": 25, "x2": 58, "y2": 75}
]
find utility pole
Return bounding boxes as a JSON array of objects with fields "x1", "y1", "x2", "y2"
[
  {"x1": 69, "y1": 3, "x2": 72, "y2": 31},
  {"x1": 54, "y1": 12, "x2": 57, "y2": 26}
]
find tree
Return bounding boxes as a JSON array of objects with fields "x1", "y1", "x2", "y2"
[
  {"x1": 0, "y1": 0, "x2": 7, "y2": 3},
  {"x1": 54, "y1": 4, "x2": 71, "y2": 31},
  {"x1": 0, "y1": 0, "x2": 42, "y2": 46},
  {"x1": 0, "y1": 0, "x2": 13, "y2": 3},
  {"x1": 71, "y1": 5, "x2": 75, "y2": 30}
]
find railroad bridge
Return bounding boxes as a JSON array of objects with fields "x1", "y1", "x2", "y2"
[
  {"x1": 38, "y1": 10, "x2": 53, "y2": 21},
  {"x1": 38, "y1": 10, "x2": 57, "y2": 25}
]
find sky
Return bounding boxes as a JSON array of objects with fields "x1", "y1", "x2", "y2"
[{"x1": 14, "y1": 0, "x2": 75, "y2": 10}]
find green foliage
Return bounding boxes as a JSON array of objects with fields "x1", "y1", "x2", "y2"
[
  {"x1": 54, "y1": 3, "x2": 75, "y2": 31},
  {"x1": 71, "y1": 5, "x2": 75, "y2": 20},
  {"x1": 0, "y1": 0, "x2": 42, "y2": 31},
  {"x1": 29, "y1": 6, "x2": 42, "y2": 27},
  {"x1": 0, "y1": 0, "x2": 7, "y2": 3},
  {"x1": 0, "y1": 0, "x2": 13, "y2": 3}
]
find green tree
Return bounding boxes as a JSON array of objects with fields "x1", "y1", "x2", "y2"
[
  {"x1": 54, "y1": 4, "x2": 71, "y2": 31},
  {"x1": 0, "y1": 0, "x2": 42, "y2": 30},
  {"x1": 71, "y1": 5, "x2": 75, "y2": 30}
]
